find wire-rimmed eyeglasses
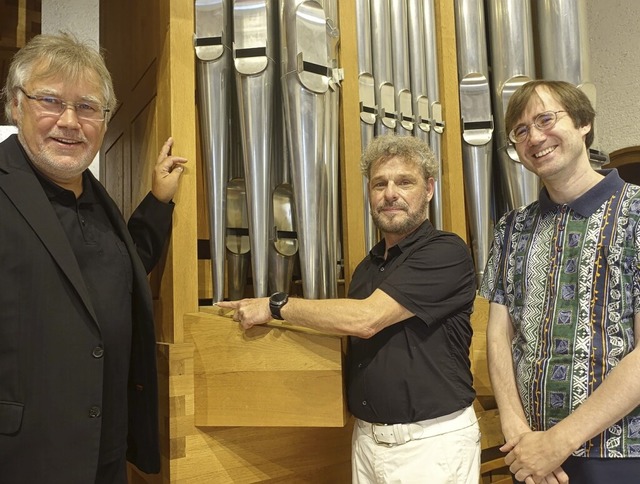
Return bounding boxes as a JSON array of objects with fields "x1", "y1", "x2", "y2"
[
  {"x1": 18, "y1": 87, "x2": 109, "y2": 122},
  {"x1": 508, "y1": 110, "x2": 566, "y2": 144}
]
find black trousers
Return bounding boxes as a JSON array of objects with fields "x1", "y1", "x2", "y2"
[
  {"x1": 515, "y1": 456, "x2": 640, "y2": 484},
  {"x1": 562, "y1": 456, "x2": 640, "y2": 483}
]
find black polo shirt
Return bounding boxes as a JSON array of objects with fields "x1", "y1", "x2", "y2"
[
  {"x1": 347, "y1": 219, "x2": 476, "y2": 424},
  {"x1": 33, "y1": 170, "x2": 133, "y2": 465}
]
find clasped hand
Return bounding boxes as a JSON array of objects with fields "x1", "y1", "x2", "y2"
[{"x1": 502, "y1": 431, "x2": 570, "y2": 484}]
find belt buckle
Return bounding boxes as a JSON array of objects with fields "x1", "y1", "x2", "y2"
[{"x1": 371, "y1": 423, "x2": 394, "y2": 447}]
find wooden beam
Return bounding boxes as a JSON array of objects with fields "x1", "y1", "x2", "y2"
[
  {"x1": 435, "y1": 0, "x2": 468, "y2": 240},
  {"x1": 338, "y1": 0, "x2": 366, "y2": 289}
]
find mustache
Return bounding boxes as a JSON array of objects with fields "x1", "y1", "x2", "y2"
[{"x1": 375, "y1": 201, "x2": 409, "y2": 212}]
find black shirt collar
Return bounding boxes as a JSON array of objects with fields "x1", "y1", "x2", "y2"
[
  {"x1": 539, "y1": 169, "x2": 625, "y2": 217},
  {"x1": 370, "y1": 218, "x2": 435, "y2": 261},
  {"x1": 28, "y1": 160, "x2": 96, "y2": 205}
]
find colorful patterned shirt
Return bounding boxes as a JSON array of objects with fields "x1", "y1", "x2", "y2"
[{"x1": 480, "y1": 169, "x2": 640, "y2": 458}]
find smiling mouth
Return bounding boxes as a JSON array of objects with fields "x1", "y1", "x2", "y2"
[
  {"x1": 534, "y1": 146, "x2": 556, "y2": 158},
  {"x1": 53, "y1": 137, "x2": 82, "y2": 145}
]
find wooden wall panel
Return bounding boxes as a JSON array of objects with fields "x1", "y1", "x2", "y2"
[
  {"x1": 103, "y1": 133, "x2": 126, "y2": 212},
  {"x1": 151, "y1": 338, "x2": 352, "y2": 484},
  {"x1": 0, "y1": 0, "x2": 41, "y2": 122},
  {"x1": 471, "y1": 296, "x2": 492, "y2": 398},
  {"x1": 185, "y1": 311, "x2": 347, "y2": 428}
]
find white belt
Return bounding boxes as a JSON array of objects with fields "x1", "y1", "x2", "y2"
[{"x1": 358, "y1": 405, "x2": 477, "y2": 447}]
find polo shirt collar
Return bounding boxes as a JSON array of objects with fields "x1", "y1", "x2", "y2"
[
  {"x1": 538, "y1": 169, "x2": 624, "y2": 217},
  {"x1": 370, "y1": 218, "x2": 434, "y2": 260},
  {"x1": 29, "y1": 162, "x2": 95, "y2": 205}
]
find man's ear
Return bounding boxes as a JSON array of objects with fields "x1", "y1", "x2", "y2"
[
  {"x1": 10, "y1": 97, "x2": 20, "y2": 125},
  {"x1": 425, "y1": 177, "x2": 435, "y2": 202}
]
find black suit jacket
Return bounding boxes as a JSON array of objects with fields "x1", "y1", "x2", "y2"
[{"x1": 0, "y1": 134, "x2": 170, "y2": 483}]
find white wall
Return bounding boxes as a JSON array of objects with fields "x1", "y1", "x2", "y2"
[
  {"x1": 587, "y1": 0, "x2": 640, "y2": 155},
  {"x1": 0, "y1": 126, "x2": 18, "y2": 143},
  {"x1": 42, "y1": 0, "x2": 101, "y2": 177}
]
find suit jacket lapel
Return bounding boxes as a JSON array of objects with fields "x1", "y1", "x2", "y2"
[{"x1": 0, "y1": 135, "x2": 99, "y2": 325}]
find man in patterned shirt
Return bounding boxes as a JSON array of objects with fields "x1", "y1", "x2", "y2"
[{"x1": 481, "y1": 80, "x2": 640, "y2": 484}]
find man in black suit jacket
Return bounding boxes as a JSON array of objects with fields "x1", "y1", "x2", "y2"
[{"x1": 0, "y1": 33, "x2": 186, "y2": 483}]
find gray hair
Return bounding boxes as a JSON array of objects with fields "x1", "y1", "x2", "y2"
[
  {"x1": 360, "y1": 134, "x2": 438, "y2": 183},
  {"x1": 2, "y1": 32, "x2": 117, "y2": 124}
]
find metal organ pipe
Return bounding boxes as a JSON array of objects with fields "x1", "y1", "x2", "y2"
[
  {"x1": 370, "y1": 0, "x2": 397, "y2": 136},
  {"x1": 269, "y1": 75, "x2": 298, "y2": 295},
  {"x1": 322, "y1": 0, "x2": 342, "y2": 299},
  {"x1": 390, "y1": 0, "x2": 414, "y2": 136},
  {"x1": 454, "y1": 0, "x2": 494, "y2": 286},
  {"x1": 280, "y1": 0, "x2": 333, "y2": 299},
  {"x1": 357, "y1": 0, "x2": 444, "y2": 232},
  {"x1": 487, "y1": 0, "x2": 539, "y2": 211},
  {"x1": 407, "y1": 0, "x2": 430, "y2": 146},
  {"x1": 356, "y1": 0, "x2": 378, "y2": 252},
  {"x1": 421, "y1": 0, "x2": 444, "y2": 229},
  {"x1": 538, "y1": 0, "x2": 591, "y2": 87},
  {"x1": 232, "y1": 0, "x2": 277, "y2": 298},
  {"x1": 195, "y1": 0, "x2": 231, "y2": 303},
  {"x1": 537, "y1": 0, "x2": 600, "y2": 153}
]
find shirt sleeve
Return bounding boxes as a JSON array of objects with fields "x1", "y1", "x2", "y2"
[
  {"x1": 379, "y1": 233, "x2": 476, "y2": 326},
  {"x1": 127, "y1": 192, "x2": 174, "y2": 274},
  {"x1": 479, "y1": 212, "x2": 509, "y2": 305}
]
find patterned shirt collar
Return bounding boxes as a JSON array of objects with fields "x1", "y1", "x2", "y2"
[{"x1": 538, "y1": 169, "x2": 625, "y2": 217}]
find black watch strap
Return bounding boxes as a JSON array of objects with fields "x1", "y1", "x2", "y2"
[{"x1": 269, "y1": 292, "x2": 289, "y2": 320}]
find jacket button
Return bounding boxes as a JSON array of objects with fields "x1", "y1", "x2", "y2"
[
  {"x1": 92, "y1": 346, "x2": 104, "y2": 358},
  {"x1": 89, "y1": 406, "x2": 101, "y2": 418}
]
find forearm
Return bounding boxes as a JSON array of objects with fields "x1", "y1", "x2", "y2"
[
  {"x1": 548, "y1": 343, "x2": 640, "y2": 452},
  {"x1": 487, "y1": 303, "x2": 530, "y2": 440},
  {"x1": 218, "y1": 288, "x2": 414, "y2": 338},
  {"x1": 281, "y1": 289, "x2": 412, "y2": 338},
  {"x1": 280, "y1": 297, "x2": 378, "y2": 337}
]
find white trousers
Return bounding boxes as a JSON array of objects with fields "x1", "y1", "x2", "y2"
[{"x1": 351, "y1": 405, "x2": 481, "y2": 484}]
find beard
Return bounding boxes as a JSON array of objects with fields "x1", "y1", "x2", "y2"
[
  {"x1": 371, "y1": 195, "x2": 429, "y2": 236},
  {"x1": 17, "y1": 129, "x2": 94, "y2": 182}
]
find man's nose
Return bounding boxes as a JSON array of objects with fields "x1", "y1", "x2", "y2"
[
  {"x1": 527, "y1": 124, "x2": 547, "y2": 145},
  {"x1": 56, "y1": 105, "x2": 81, "y2": 127},
  {"x1": 384, "y1": 182, "x2": 398, "y2": 199}
]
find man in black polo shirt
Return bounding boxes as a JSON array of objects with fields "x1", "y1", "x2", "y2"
[{"x1": 219, "y1": 134, "x2": 479, "y2": 483}]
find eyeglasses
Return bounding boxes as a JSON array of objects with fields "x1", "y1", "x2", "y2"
[
  {"x1": 508, "y1": 110, "x2": 566, "y2": 144},
  {"x1": 18, "y1": 87, "x2": 109, "y2": 122}
]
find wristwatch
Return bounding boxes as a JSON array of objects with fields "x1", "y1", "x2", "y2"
[{"x1": 269, "y1": 292, "x2": 289, "y2": 320}]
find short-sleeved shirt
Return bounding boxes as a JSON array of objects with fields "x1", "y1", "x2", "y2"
[
  {"x1": 347, "y1": 219, "x2": 477, "y2": 424},
  {"x1": 480, "y1": 169, "x2": 640, "y2": 458}
]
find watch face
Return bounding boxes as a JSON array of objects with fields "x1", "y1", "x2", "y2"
[{"x1": 270, "y1": 292, "x2": 288, "y2": 305}]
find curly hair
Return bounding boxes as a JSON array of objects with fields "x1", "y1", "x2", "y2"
[{"x1": 360, "y1": 134, "x2": 438, "y2": 183}]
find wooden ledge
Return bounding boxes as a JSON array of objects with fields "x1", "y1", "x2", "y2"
[{"x1": 184, "y1": 310, "x2": 349, "y2": 428}]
